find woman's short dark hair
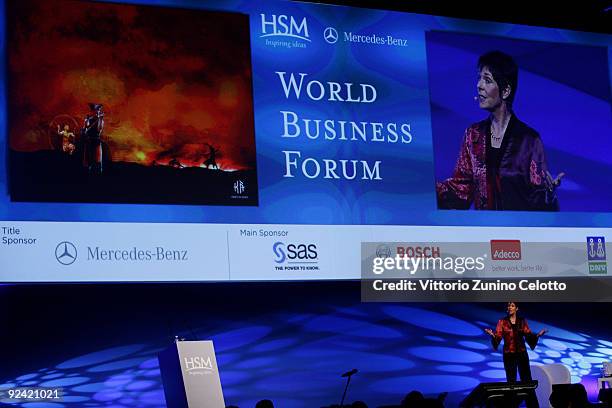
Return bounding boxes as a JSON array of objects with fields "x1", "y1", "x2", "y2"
[
  {"x1": 506, "y1": 301, "x2": 520, "y2": 313},
  {"x1": 478, "y1": 51, "x2": 518, "y2": 106}
]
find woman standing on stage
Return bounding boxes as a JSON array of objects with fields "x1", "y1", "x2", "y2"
[{"x1": 484, "y1": 302, "x2": 548, "y2": 382}]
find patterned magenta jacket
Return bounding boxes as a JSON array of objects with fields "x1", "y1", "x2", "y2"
[
  {"x1": 436, "y1": 115, "x2": 559, "y2": 211},
  {"x1": 491, "y1": 316, "x2": 539, "y2": 353}
]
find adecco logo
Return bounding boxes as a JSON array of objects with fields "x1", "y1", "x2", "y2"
[{"x1": 490, "y1": 240, "x2": 521, "y2": 261}]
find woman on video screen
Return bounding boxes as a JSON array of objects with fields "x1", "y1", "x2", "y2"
[{"x1": 436, "y1": 51, "x2": 564, "y2": 211}]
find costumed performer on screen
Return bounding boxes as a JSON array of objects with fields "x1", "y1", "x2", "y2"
[
  {"x1": 484, "y1": 301, "x2": 548, "y2": 383},
  {"x1": 82, "y1": 103, "x2": 105, "y2": 175},
  {"x1": 436, "y1": 51, "x2": 564, "y2": 210}
]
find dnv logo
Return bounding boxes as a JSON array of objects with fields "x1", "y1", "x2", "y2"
[
  {"x1": 586, "y1": 236, "x2": 607, "y2": 274},
  {"x1": 233, "y1": 180, "x2": 245, "y2": 195},
  {"x1": 587, "y1": 236, "x2": 606, "y2": 261},
  {"x1": 55, "y1": 241, "x2": 77, "y2": 265},
  {"x1": 260, "y1": 14, "x2": 310, "y2": 41}
]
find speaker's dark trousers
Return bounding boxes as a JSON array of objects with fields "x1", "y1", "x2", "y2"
[{"x1": 503, "y1": 351, "x2": 532, "y2": 382}]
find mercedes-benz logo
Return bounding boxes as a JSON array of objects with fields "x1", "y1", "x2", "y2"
[
  {"x1": 324, "y1": 27, "x2": 338, "y2": 44},
  {"x1": 55, "y1": 241, "x2": 77, "y2": 265}
]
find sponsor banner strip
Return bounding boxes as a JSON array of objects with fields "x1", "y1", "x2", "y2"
[{"x1": 0, "y1": 222, "x2": 609, "y2": 283}]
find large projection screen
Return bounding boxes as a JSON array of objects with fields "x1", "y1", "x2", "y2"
[{"x1": 0, "y1": 0, "x2": 610, "y2": 285}]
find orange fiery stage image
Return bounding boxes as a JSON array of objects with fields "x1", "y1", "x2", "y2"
[{"x1": 8, "y1": 0, "x2": 258, "y2": 205}]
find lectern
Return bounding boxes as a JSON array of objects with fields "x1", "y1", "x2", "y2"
[
  {"x1": 158, "y1": 340, "x2": 225, "y2": 408},
  {"x1": 460, "y1": 381, "x2": 539, "y2": 407}
]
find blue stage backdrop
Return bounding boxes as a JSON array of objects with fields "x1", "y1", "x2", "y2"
[{"x1": 0, "y1": 283, "x2": 610, "y2": 407}]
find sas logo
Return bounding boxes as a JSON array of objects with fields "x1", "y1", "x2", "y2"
[
  {"x1": 260, "y1": 14, "x2": 310, "y2": 41},
  {"x1": 273, "y1": 241, "x2": 318, "y2": 264},
  {"x1": 490, "y1": 240, "x2": 521, "y2": 261},
  {"x1": 184, "y1": 356, "x2": 214, "y2": 375},
  {"x1": 586, "y1": 236, "x2": 607, "y2": 274}
]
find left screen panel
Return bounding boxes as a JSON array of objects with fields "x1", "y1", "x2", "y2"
[{"x1": 7, "y1": 0, "x2": 258, "y2": 206}]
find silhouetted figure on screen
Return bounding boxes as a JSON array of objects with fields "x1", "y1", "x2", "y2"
[
  {"x1": 204, "y1": 143, "x2": 220, "y2": 169},
  {"x1": 81, "y1": 103, "x2": 105, "y2": 175},
  {"x1": 168, "y1": 157, "x2": 184, "y2": 168}
]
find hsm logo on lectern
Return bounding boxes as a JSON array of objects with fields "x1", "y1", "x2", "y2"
[
  {"x1": 260, "y1": 14, "x2": 310, "y2": 41},
  {"x1": 184, "y1": 356, "x2": 214, "y2": 375}
]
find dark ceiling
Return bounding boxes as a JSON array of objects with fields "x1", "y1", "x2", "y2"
[{"x1": 300, "y1": 0, "x2": 612, "y2": 34}]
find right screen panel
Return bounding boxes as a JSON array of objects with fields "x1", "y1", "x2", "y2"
[{"x1": 427, "y1": 30, "x2": 612, "y2": 212}]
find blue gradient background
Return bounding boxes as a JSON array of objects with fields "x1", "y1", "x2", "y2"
[
  {"x1": 0, "y1": 0, "x2": 611, "y2": 227},
  {"x1": 1, "y1": 283, "x2": 610, "y2": 407}
]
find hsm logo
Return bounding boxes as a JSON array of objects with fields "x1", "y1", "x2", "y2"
[
  {"x1": 490, "y1": 240, "x2": 522, "y2": 260},
  {"x1": 184, "y1": 356, "x2": 214, "y2": 374},
  {"x1": 273, "y1": 241, "x2": 318, "y2": 264},
  {"x1": 260, "y1": 14, "x2": 310, "y2": 41}
]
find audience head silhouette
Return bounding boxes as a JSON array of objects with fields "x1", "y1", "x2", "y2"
[
  {"x1": 402, "y1": 390, "x2": 425, "y2": 407},
  {"x1": 255, "y1": 399, "x2": 274, "y2": 408}
]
